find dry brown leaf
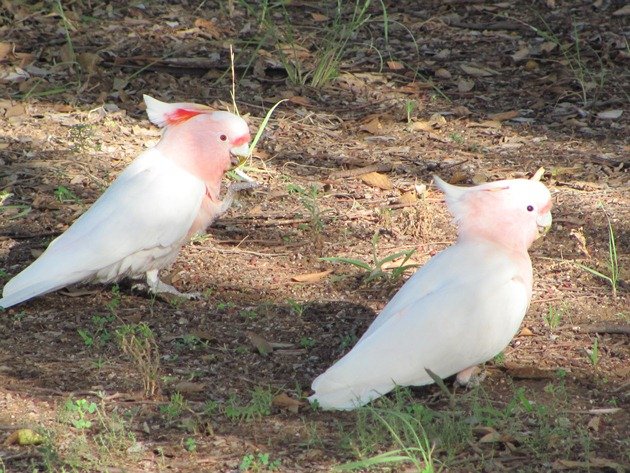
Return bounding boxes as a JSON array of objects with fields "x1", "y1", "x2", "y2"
[
  {"x1": 468, "y1": 120, "x2": 502, "y2": 129},
  {"x1": 311, "y1": 12, "x2": 329, "y2": 21},
  {"x1": 410, "y1": 120, "x2": 433, "y2": 131},
  {"x1": 5, "y1": 103, "x2": 25, "y2": 118},
  {"x1": 569, "y1": 228, "x2": 590, "y2": 257},
  {"x1": 0, "y1": 42, "x2": 12, "y2": 61},
  {"x1": 525, "y1": 59, "x2": 539, "y2": 70},
  {"x1": 613, "y1": 4, "x2": 630, "y2": 15},
  {"x1": 451, "y1": 105, "x2": 471, "y2": 117},
  {"x1": 429, "y1": 113, "x2": 447, "y2": 127},
  {"x1": 448, "y1": 171, "x2": 468, "y2": 184},
  {"x1": 398, "y1": 191, "x2": 417, "y2": 205},
  {"x1": 288, "y1": 95, "x2": 312, "y2": 107},
  {"x1": 473, "y1": 426, "x2": 497, "y2": 437},
  {"x1": 194, "y1": 17, "x2": 223, "y2": 38},
  {"x1": 479, "y1": 431, "x2": 503, "y2": 443},
  {"x1": 360, "y1": 172, "x2": 393, "y2": 190},
  {"x1": 488, "y1": 110, "x2": 519, "y2": 121},
  {"x1": 460, "y1": 64, "x2": 497, "y2": 77},
  {"x1": 540, "y1": 41, "x2": 557, "y2": 54},
  {"x1": 77, "y1": 52, "x2": 101, "y2": 74},
  {"x1": 504, "y1": 362, "x2": 555, "y2": 380},
  {"x1": 246, "y1": 331, "x2": 273, "y2": 356},
  {"x1": 587, "y1": 416, "x2": 601, "y2": 432},
  {"x1": 59, "y1": 43, "x2": 76, "y2": 64},
  {"x1": 435, "y1": 68, "x2": 451, "y2": 79},
  {"x1": 359, "y1": 117, "x2": 382, "y2": 134},
  {"x1": 552, "y1": 458, "x2": 625, "y2": 472},
  {"x1": 518, "y1": 327, "x2": 534, "y2": 336},
  {"x1": 471, "y1": 172, "x2": 489, "y2": 185},
  {"x1": 173, "y1": 381, "x2": 205, "y2": 394},
  {"x1": 387, "y1": 60, "x2": 404, "y2": 70},
  {"x1": 272, "y1": 393, "x2": 304, "y2": 413},
  {"x1": 511, "y1": 46, "x2": 530, "y2": 62},
  {"x1": 458, "y1": 78, "x2": 475, "y2": 93},
  {"x1": 291, "y1": 270, "x2": 333, "y2": 283}
]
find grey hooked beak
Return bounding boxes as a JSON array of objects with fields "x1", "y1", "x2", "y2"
[
  {"x1": 229, "y1": 143, "x2": 256, "y2": 183},
  {"x1": 229, "y1": 143, "x2": 250, "y2": 165},
  {"x1": 537, "y1": 211, "x2": 552, "y2": 236}
]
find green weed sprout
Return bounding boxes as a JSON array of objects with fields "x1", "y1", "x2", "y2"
[
  {"x1": 577, "y1": 212, "x2": 619, "y2": 296},
  {"x1": 322, "y1": 232, "x2": 417, "y2": 282}
]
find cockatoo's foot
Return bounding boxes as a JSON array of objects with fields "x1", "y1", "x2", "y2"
[
  {"x1": 218, "y1": 180, "x2": 260, "y2": 214},
  {"x1": 144, "y1": 270, "x2": 201, "y2": 300},
  {"x1": 455, "y1": 366, "x2": 486, "y2": 388}
]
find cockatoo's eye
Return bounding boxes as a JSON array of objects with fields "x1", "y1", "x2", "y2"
[
  {"x1": 527, "y1": 205, "x2": 534, "y2": 212},
  {"x1": 219, "y1": 134, "x2": 228, "y2": 142}
]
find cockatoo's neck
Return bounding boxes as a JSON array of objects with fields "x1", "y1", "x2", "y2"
[{"x1": 156, "y1": 126, "x2": 229, "y2": 201}]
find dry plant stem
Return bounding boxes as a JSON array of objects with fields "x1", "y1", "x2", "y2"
[
  {"x1": 119, "y1": 330, "x2": 160, "y2": 398},
  {"x1": 229, "y1": 44, "x2": 238, "y2": 114},
  {"x1": 330, "y1": 163, "x2": 393, "y2": 178}
]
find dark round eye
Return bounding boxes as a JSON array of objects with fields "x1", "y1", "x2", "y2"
[
  {"x1": 219, "y1": 134, "x2": 227, "y2": 142},
  {"x1": 527, "y1": 205, "x2": 534, "y2": 212}
]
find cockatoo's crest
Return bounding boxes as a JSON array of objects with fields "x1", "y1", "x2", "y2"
[
  {"x1": 143, "y1": 94, "x2": 213, "y2": 127},
  {"x1": 433, "y1": 175, "x2": 553, "y2": 252}
]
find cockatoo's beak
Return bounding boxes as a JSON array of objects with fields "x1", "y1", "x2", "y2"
[
  {"x1": 229, "y1": 143, "x2": 256, "y2": 182},
  {"x1": 536, "y1": 211, "x2": 552, "y2": 236},
  {"x1": 229, "y1": 143, "x2": 250, "y2": 165}
]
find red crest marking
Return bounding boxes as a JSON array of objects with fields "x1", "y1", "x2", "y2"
[{"x1": 165, "y1": 108, "x2": 205, "y2": 126}]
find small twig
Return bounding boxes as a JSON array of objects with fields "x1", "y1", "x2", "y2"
[
  {"x1": 329, "y1": 163, "x2": 393, "y2": 178},
  {"x1": 611, "y1": 381, "x2": 630, "y2": 394},
  {"x1": 190, "y1": 245, "x2": 290, "y2": 257},
  {"x1": 215, "y1": 217, "x2": 312, "y2": 228},
  {"x1": 229, "y1": 44, "x2": 238, "y2": 115},
  {"x1": 447, "y1": 20, "x2": 528, "y2": 32},
  {"x1": 574, "y1": 324, "x2": 630, "y2": 335},
  {"x1": 566, "y1": 408, "x2": 623, "y2": 415}
]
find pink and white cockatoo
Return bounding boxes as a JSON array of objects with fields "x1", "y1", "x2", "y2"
[
  {"x1": 309, "y1": 174, "x2": 553, "y2": 410},
  {"x1": 0, "y1": 95, "x2": 256, "y2": 309}
]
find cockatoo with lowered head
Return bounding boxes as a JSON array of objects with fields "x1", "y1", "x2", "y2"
[
  {"x1": 0, "y1": 95, "x2": 256, "y2": 309},
  {"x1": 309, "y1": 173, "x2": 553, "y2": 410}
]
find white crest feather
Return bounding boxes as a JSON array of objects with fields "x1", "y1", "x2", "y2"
[{"x1": 143, "y1": 94, "x2": 172, "y2": 128}]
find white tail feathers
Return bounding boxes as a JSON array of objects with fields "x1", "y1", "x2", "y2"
[{"x1": 1, "y1": 280, "x2": 68, "y2": 309}]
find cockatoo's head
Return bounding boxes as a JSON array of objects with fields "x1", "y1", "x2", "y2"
[
  {"x1": 143, "y1": 95, "x2": 251, "y2": 200},
  {"x1": 434, "y1": 173, "x2": 553, "y2": 253}
]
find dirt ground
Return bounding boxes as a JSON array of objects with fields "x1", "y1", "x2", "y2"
[{"x1": 0, "y1": 1, "x2": 628, "y2": 472}]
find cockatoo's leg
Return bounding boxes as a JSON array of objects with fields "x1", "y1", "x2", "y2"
[
  {"x1": 455, "y1": 365, "x2": 486, "y2": 387},
  {"x1": 202, "y1": 180, "x2": 259, "y2": 229},
  {"x1": 144, "y1": 269, "x2": 201, "y2": 299},
  {"x1": 218, "y1": 181, "x2": 259, "y2": 215}
]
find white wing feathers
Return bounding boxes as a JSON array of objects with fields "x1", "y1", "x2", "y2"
[
  {"x1": 0, "y1": 149, "x2": 205, "y2": 308},
  {"x1": 309, "y1": 241, "x2": 531, "y2": 410}
]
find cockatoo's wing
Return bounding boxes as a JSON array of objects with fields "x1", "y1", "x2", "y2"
[
  {"x1": 0, "y1": 149, "x2": 205, "y2": 308},
  {"x1": 358, "y1": 247, "x2": 462, "y2": 342},
  {"x1": 309, "y1": 241, "x2": 532, "y2": 410}
]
